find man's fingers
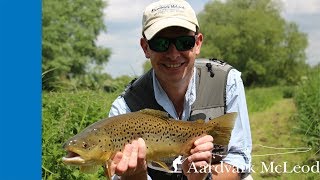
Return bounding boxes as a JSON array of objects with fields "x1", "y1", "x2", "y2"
[
  {"x1": 113, "y1": 152, "x2": 123, "y2": 164},
  {"x1": 187, "y1": 151, "x2": 212, "y2": 163},
  {"x1": 115, "y1": 144, "x2": 133, "y2": 174},
  {"x1": 108, "y1": 152, "x2": 123, "y2": 176},
  {"x1": 190, "y1": 141, "x2": 213, "y2": 154},
  {"x1": 108, "y1": 138, "x2": 147, "y2": 177},
  {"x1": 137, "y1": 138, "x2": 146, "y2": 162},
  {"x1": 128, "y1": 140, "x2": 139, "y2": 168},
  {"x1": 194, "y1": 135, "x2": 213, "y2": 146}
]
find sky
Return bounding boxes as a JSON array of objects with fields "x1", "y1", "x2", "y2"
[{"x1": 96, "y1": 0, "x2": 320, "y2": 78}]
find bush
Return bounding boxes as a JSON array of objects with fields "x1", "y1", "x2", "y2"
[
  {"x1": 42, "y1": 90, "x2": 120, "y2": 179},
  {"x1": 293, "y1": 67, "x2": 320, "y2": 150},
  {"x1": 282, "y1": 86, "x2": 295, "y2": 98}
]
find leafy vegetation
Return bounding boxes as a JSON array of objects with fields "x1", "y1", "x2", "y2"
[
  {"x1": 198, "y1": 0, "x2": 308, "y2": 86},
  {"x1": 293, "y1": 66, "x2": 320, "y2": 151},
  {"x1": 143, "y1": 60, "x2": 152, "y2": 74},
  {"x1": 42, "y1": 0, "x2": 110, "y2": 90},
  {"x1": 42, "y1": 90, "x2": 121, "y2": 179}
]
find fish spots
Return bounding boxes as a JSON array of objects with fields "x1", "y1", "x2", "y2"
[
  {"x1": 63, "y1": 109, "x2": 231, "y2": 166},
  {"x1": 92, "y1": 128, "x2": 100, "y2": 135},
  {"x1": 68, "y1": 140, "x2": 77, "y2": 146}
]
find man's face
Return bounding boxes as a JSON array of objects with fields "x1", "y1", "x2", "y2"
[{"x1": 141, "y1": 26, "x2": 203, "y2": 85}]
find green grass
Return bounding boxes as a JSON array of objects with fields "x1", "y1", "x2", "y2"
[
  {"x1": 250, "y1": 99, "x2": 318, "y2": 179},
  {"x1": 245, "y1": 86, "x2": 285, "y2": 113},
  {"x1": 245, "y1": 85, "x2": 318, "y2": 179}
]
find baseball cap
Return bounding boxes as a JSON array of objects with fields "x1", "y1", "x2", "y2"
[{"x1": 142, "y1": 0, "x2": 199, "y2": 40}]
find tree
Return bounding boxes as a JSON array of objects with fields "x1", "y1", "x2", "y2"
[
  {"x1": 198, "y1": 0, "x2": 308, "y2": 86},
  {"x1": 42, "y1": 0, "x2": 110, "y2": 90}
]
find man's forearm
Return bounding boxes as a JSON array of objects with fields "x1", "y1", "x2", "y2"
[
  {"x1": 211, "y1": 162, "x2": 241, "y2": 180},
  {"x1": 120, "y1": 170, "x2": 147, "y2": 180}
]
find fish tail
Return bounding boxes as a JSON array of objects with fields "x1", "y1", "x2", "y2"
[{"x1": 207, "y1": 112, "x2": 237, "y2": 145}]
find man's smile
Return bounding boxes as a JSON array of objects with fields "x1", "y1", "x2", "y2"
[{"x1": 163, "y1": 63, "x2": 185, "y2": 68}]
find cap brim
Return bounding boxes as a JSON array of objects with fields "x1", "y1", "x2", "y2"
[{"x1": 143, "y1": 17, "x2": 197, "y2": 40}]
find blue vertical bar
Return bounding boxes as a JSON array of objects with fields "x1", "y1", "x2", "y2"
[{"x1": 0, "y1": 0, "x2": 41, "y2": 179}]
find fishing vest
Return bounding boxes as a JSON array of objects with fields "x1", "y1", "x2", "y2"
[
  {"x1": 122, "y1": 58, "x2": 233, "y2": 121},
  {"x1": 122, "y1": 58, "x2": 233, "y2": 180}
]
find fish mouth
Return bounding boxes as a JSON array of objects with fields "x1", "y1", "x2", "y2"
[
  {"x1": 62, "y1": 151, "x2": 86, "y2": 165},
  {"x1": 62, "y1": 148, "x2": 97, "y2": 166}
]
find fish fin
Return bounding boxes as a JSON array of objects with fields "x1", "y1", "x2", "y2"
[
  {"x1": 139, "y1": 109, "x2": 170, "y2": 119},
  {"x1": 104, "y1": 161, "x2": 113, "y2": 180},
  {"x1": 195, "y1": 119, "x2": 205, "y2": 123},
  {"x1": 152, "y1": 161, "x2": 171, "y2": 171},
  {"x1": 208, "y1": 112, "x2": 237, "y2": 145},
  {"x1": 79, "y1": 165, "x2": 100, "y2": 173}
]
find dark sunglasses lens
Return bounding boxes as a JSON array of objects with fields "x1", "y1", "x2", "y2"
[
  {"x1": 175, "y1": 36, "x2": 195, "y2": 51},
  {"x1": 149, "y1": 38, "x2": 170, "y2": 52}
]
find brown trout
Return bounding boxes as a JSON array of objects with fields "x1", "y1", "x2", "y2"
[{"x1": 62, "y1": 109, "x2": 236, "y2": 178}]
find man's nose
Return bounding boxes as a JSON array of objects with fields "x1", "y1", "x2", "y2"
[{"x1": 165, "y1": 43, "x2": 180, "y2": 60}]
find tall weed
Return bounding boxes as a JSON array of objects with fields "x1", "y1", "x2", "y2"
[
  {"x1": 293, "y1": 67, "x2": 320, "y2": 152},
  {"x1": 42, "y1": 90, "x2": 120, "y2": 179}
]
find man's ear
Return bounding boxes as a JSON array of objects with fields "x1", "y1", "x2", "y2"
[
  {"x1": 194, "y1": 33, "x2": 203, "y2": 55},
  {"x1": 140, "y1": 38, "x2": 150, "y2": 58}
]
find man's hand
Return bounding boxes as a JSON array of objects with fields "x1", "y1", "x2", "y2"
[
  {"x1": 105, "y1": 138, "x2": 147, "y2": 180},
  {"x1": 182, "y1": 135, "x2": 214, "y2": 180}
]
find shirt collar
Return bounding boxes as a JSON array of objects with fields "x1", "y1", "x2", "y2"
[{"x1": 152, "y1": 67, "x2": 197, "y2": 120}]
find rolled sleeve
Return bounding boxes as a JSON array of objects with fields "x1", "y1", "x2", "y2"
[
  {"x1": 223, "y1": 69, "x2": 252, "y2": 173},
  {"x1": 108, "y1": 96, "x2": 131, "y2": 117}
]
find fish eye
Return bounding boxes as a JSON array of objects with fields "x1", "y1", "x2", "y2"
[{"x1": 82, "y1": 142, "x2": 88, "y2": 149}]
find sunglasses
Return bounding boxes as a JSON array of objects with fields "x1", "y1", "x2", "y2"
[{"x1": 147, "y1": 35, "x2": 197, "y2": 52}]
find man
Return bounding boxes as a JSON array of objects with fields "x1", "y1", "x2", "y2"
[{"x1": 107, "y1": 0, "x2": 252, "y2": 179}]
